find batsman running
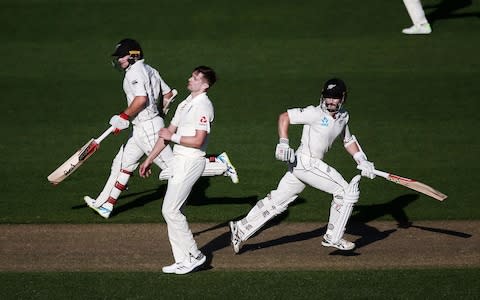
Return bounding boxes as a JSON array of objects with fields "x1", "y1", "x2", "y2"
[
  {"x1": 229, "y1": 78, "x2": 376, "y2": 253},
  {"x1": 84, "y1": 39, "x2": 238, "y2": 219}
]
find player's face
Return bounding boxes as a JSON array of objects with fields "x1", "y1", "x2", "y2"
[
  {"x1": 116, "y1": 55, "x2": 131, "y2": 69},
  {"x1": 324, "y1": 97, "x2": 342, "y2": 112},
  {"x1": 187, "y1": 71, "x2": 209, "y2": 93}
]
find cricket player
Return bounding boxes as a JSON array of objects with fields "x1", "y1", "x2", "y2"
[
  {"x1": 139, "y1": 66, "x2": 217, "y2": 275},
  {"x1": 229, "y1": 78, "x2": 376, "y2": 253},
  {"x1": 402, "y1": 0, "x2": 432, "y2": 34},
  {"x1": 84, "y1": 39, "x2": 238, "y2": 219}
]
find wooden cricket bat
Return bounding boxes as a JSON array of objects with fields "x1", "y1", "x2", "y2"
[
  {"x1": 373, "y1": 169, "x2": 447, "y2": 201},
  {"x1": 47, "y1": 126, "x2": 114, "y2": 185}
]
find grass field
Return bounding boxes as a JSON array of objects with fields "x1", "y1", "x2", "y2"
[
  {"x1": 0, "y1": 0, "x2": 479, "y2": 298},
  {"x1": 1, "y1": 269, "x2": 479, "y2": 299}
]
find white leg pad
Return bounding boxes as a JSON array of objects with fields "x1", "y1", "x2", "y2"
[
  {"x1": 94, "y1": 146, "x2": 123, "y2": 207},
  {"x1": 237, "y1": 194, "x2": 297, "y2": 241},
  {"x1": 325, "y1": 175, "x2": 361, "y2": 243},
  {"x1": 108, "y1": 170, "x2": 131, "y2": 201}
]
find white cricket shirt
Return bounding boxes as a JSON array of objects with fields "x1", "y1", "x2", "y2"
[
  {"x1": 170, "y1": 92, "x2": 214, "y2": 158},
  {"x1": 287, "y1": 105, "x2": 349, "y2": 160},
  {"x1": 123, "y1": 59, "x2": 171, "y2": 124}
]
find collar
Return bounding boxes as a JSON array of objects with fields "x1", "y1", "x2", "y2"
[{"x1": 125, "y1": 59, "x2": 144, "y2": 72}]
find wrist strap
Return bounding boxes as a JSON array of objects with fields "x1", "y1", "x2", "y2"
[
  {"x1": 353, "y1": 151, "x2": 368, "y2": 164},
  {"x1": 171, "y1": 133, "x2": 181, "y2": 144},
  {"x1": 279, "y1": 138, "x2": 289, "y2": 145},
  {"x1": 120, "y1": 112, "x2": 130, "y2": 120}
]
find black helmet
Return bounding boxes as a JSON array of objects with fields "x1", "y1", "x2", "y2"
[
  {"x1": 321, "y1": 78, "x2": 347, "y2": 100},
  {"x1": 320, "y1": 78, "x2": 347, "y2": 112},
  {"x1": 112, "y1": 38, "x2": 143, "y2": 59}
]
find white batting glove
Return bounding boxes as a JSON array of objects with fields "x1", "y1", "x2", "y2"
[
  {"x1": 109, "y1": 113, "x2": 130, "y2": 134},
  {"x1": 354, "y1": 151, "x2": 376, "y2": 179},
  {"x1": 275, "y1": 138, "x2": 295, "y2": 163}
]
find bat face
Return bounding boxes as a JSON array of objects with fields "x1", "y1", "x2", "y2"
[
  {"x1": 386, "y1": 174, "x2": 448, "y2": 201},
  {"x1": 47, "y1": 139, "x2": 99, "y2": 185}
]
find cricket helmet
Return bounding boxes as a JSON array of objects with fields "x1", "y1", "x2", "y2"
[
  {"x1": 111, "y1": 38, "x2": 143, "y2": 69},
  {"x1": 320, "y1": 78, "x2": 347, "y2": 112},
  {"x1": 112, "y1": 38, "x2": 143, "y2": 58}
]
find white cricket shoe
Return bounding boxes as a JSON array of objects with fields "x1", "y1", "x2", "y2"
[
  {"x1": 321, "y1": 235, "x2": 355, "y2": 251},
  {"x1": 217, "y1": 152, "x2": 239, "y2": 184},
  {"x1": 162, "y1": 262, "x2": 180, "y2": 274},
  {"x1": 174, "y1": 253, "x2": 206, "y2": 275},
  {"x1": 229, "y1": 221, "x2": 242, "y2": 254},
  {"x1": 402, "y1": 23, "x2": 432, "y2": 34},
  {"x1": 84, "y1": 196, "x2": 112, "y2": 219}
]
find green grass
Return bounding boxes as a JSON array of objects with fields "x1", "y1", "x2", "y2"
[
  {"x1": 1, "y1": 0, "x2": 479, "y2": 223},
  {"x1": 1, "y1": 0, "x2": 479, "y2": 299},
  {"x1": 1, "y1": 269, "x2": 478, "y2": 300}
]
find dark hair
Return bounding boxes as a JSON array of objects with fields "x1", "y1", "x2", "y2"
[{"x1": 194, "y1": 65, "x2": 217, "y2": 88}]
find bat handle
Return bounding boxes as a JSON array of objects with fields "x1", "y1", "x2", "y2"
[
  {"x1": 373, "y1": 169, "x2": 389, "y2": 179},
  {"x1": 95, "y1": 126, "x2": 115, "y2": 144}
]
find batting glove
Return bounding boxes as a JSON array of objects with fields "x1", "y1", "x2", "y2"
[
  {"x1": 354, "y1": 151, "x2": 376, "y2": 179},
  {"x1": 275, "y1": 138, "x2": 295, "y2": 163},
  {"x1": 109, "y1": 112, "x2": 130, "y2": 134}
]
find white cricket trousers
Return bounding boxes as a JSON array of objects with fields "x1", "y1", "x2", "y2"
[
  {"x1": 238, "y1": 154, "x2": 349, "y2": 241},
  {"x1": 94, "y1": 117, "x2": 173, "y2": 204},
  {"x1": 162, "y1": 154, "x2": 206, "y2": 263}
]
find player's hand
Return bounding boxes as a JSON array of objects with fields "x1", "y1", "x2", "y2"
[
  {"x1": 357, "y1": 160, "x2": 376, "y2": 179},
  {"x1": 139, "y1": 160, "x2": 152, "y2": 178},
  {"x1": 275, "y1": 138, "x2": 295, "y2": 163},
  {"x1": 159, "y1": 128, "x2": 173, "y2": 141},
  {"x1": 109, "y1": 113, "x2": 130, "y2": 134}
]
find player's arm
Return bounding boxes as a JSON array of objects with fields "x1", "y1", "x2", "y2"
[
  {"x1": 124, "y1": 96, "x2": 147, "y2": 117},
  {"x1": 278, "y1": 112, "x2": 290, "y2": 139},
  {"x1": 160, "y1": 127, "x2": 207, "y2": 149},
  {"x1": 109, "y1": 95, "x2": 148, "y2": 134},
  {"x1": 343, "y1": 126, "x2": 376, "y2": 179},
  {"x1": 275, "y1": 112, "x2": 295, "y2": 162}
]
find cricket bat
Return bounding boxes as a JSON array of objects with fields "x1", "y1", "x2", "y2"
[
  {"x1": 47, "y1": 126, "x2": 114, "y2": 185},
  {"x1": 373, "y1": 169, "x2": 447, "y2": 201}
]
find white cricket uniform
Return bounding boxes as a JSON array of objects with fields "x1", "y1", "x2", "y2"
[
  {"x1": 121, "y1": 59, "x2": 174, "y2": 171},
  {"x1": 237, "y1": 105, "x2": 355, "y2": 242},
  {"x1": 92, "y1": 60, "x2": 174, "y2": 206},
  {"x1": 162, "y1": 92, "x2": 214, "y2": 263},
  {"x1": 93, "y1": 61, "x2": 227, "y2": 207}
]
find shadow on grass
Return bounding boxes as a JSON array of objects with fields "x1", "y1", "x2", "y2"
[
  {"x1": 424, "y1": 0, "x2": 480, "y2": 25},
  {"x1": 72, "y1": 177, "x2": 259, "y2": 216},
  {"x1": 200, "y1": 193, "x2": 472, "y2": 259}
]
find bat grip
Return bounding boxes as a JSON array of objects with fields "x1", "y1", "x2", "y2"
[
  {"x1": 373, "y1": 169, "x2": 389, "y2": 179},
  {"x1": 95, "y1": 126, "x2": 115, "y2": 144}
]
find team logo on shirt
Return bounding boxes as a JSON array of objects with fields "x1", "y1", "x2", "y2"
[
  {"x1": 321, "y1": 116, "x2": 329, "y2": 127},
  {"x1": 200, "y1": 116, "x2": 208, "y2": 124}
]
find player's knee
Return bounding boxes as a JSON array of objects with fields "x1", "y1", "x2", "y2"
[
  {"x1": 120, "y1": 162, "x2": 138, "y2": 173},
  {"x1": 161, "y1": 206, "x2": 185, "y2": 223}
]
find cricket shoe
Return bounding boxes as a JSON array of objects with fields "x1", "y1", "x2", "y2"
[
  {"x1": 321, "y1": 235, "x2": 355, "y2": 251},
  {"x1": 174, "y1": 252, "x2": 207, "y2": 275},
  {"x1": 217, "y1": 152, "x2": 239, "y2": 184},
  {"x1": 229, "y1": 221, "x2": 242, "y2": 254},
  {"x1": 402, "y1": 23, "x2": 431, "y2": 34},
  {"x1": 162, "y1": 262, "x2": 180, "y2": 274},
  {"x1": 84, "y1": 196, "x2": 112, "y2": 219}
]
